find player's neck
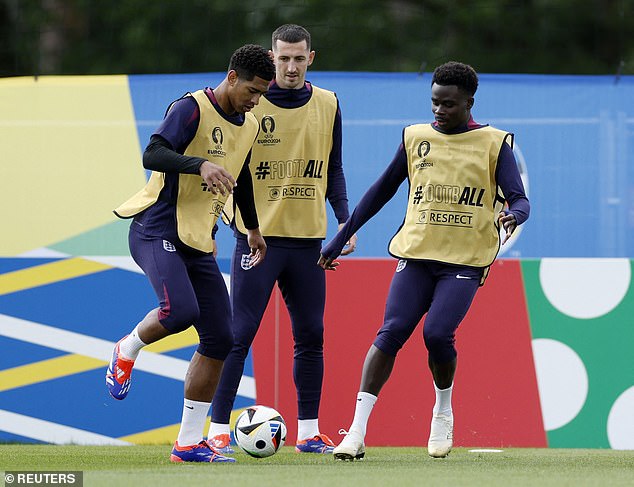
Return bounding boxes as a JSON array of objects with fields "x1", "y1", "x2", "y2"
[{"x1": 211, "y1": 82, "x2": 236, "y2": 116}]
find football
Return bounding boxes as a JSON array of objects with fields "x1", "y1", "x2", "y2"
[{"x1": 233, "y1": 405, "x2": 287, "y2": 458}]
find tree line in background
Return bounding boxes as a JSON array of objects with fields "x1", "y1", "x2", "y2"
[{"x1": 1, "y1": 0, "x2": 632, "y2": 77}]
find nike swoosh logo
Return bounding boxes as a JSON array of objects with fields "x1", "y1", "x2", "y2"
[
  {"x1": 456, "y1": 275, "x2": 472, "y2": 279},
  {"x1": 185, "y1": 405, "x2": 194, "y2": 410}
]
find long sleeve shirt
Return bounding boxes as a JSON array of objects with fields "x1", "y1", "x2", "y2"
[
  {"x1": 322, "y1": 119, "x2": 530, "y2": 260},
  {"x1": 131, "y1": 88, "x2": 259, "y2": 248}
]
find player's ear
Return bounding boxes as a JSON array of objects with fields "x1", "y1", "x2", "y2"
[
  {"x1": 227, "y1": 69, "x2": 239, "y2": 86},
  {"x1": 268, "y1": 50, "x2": 275, "y2": 61},
  {"x1": 307, "y1": 50, "x2": 315, "y2": 66},
  {"x1": 466, "y1": 97, "x2": 474, "y2": 109}
]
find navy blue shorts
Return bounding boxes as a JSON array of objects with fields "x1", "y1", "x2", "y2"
[
  {"x1": 128, "y1": 228, "x2": 233, "y2": 360},
  {"x1": 374, "y1": 259, "x2": 482, "y2": 364}
]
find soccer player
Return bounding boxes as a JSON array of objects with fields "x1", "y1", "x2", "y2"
[
  {"x1": 105, "y1": 44, "x2": 275, "y2": 463},
  {"x1": 319, "y1": 62, "x2": 530, "y2": 460},
  {"x1": 208, "y1": 24, "x2": 357, "y2": 454}
]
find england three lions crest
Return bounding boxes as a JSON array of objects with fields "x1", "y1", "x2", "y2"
[{"x1": 241, "y1": 253, "x2": 253, "y2": 270}]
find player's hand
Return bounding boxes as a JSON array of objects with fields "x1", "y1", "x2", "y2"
[
  {"x1": 200, "y1": 160, "x2": 236, "y2": 196},
  {"x1": 247, "y1": 228, "x2": 267, "y2": 267},
  {"x1": 338, "y1": 224, "x2": 358, "y2": 256},
  {"x1": 318, "y1": 255, "x2": 339, "y2": 271},
  {"x1": 212, "y1": 240, "x2": 218, "y2": 259},
  {"x1": 498, "y1": 211, "x2": 517, "y2": 245}
]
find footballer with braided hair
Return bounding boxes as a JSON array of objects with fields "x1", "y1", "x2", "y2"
[
  {"x1": 320, "y1": 61, "x2": 530, "y2": 460},
  {"x1": 106, "y1": 44, "x2": 274, "y2": 463}
]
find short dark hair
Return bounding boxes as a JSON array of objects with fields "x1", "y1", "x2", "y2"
[
  {"x1": 272, "y1": 24, "x2": 311, "y2": 51},
  {"x1": 431, "y1": 61, "x2": 479, "y2": 96},
  {"x1": 228, "y1": 44, "x2": 275, "y2": 82}
]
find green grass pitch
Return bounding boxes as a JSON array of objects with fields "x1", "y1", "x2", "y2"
[{"x1": 1, "y1": 445, "x2": 633, "y2": 487}]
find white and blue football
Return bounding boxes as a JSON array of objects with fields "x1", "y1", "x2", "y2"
[{"x1": 233, "y1": 405, "x2": 287, "y2": 458}]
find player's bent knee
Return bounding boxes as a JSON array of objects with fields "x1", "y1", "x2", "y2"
[
  {"x1": 424, "y1": 334, "x2": 456, "y2": 364},
  {"x1": 373, "y1": 334, "x2": 404, "y2": 357},
  {"x1": 161, "y1": 302, "x2": 200, "y2": 333},
  {"x1": 423, "y1": 330, "x2": 451, "y2": 349},
  {"x1": 198, "y1": 330, "x2": 234, "y2": 360}
]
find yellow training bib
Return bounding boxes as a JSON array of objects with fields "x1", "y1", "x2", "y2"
[
  {"x1": 115, "y1": 90, "x2": 259, "y2": 252},
  {"x1": 389, "y1": 124, "x2": 510, "y2": 267},
  {"x1": 233, "y1": 86, "x2": 337, "y2": 238}
]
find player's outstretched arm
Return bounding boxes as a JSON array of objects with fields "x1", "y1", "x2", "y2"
[{"x1": 319, "y1": 143, "x2": 408, "y2": 270}]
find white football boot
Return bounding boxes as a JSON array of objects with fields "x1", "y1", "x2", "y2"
[
  {"x1": 333, "y1": 428, "x2": 365, "y2": 461},
  {"x1": 427, "y1": 413, "x2": 453, "y2": 458}
]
